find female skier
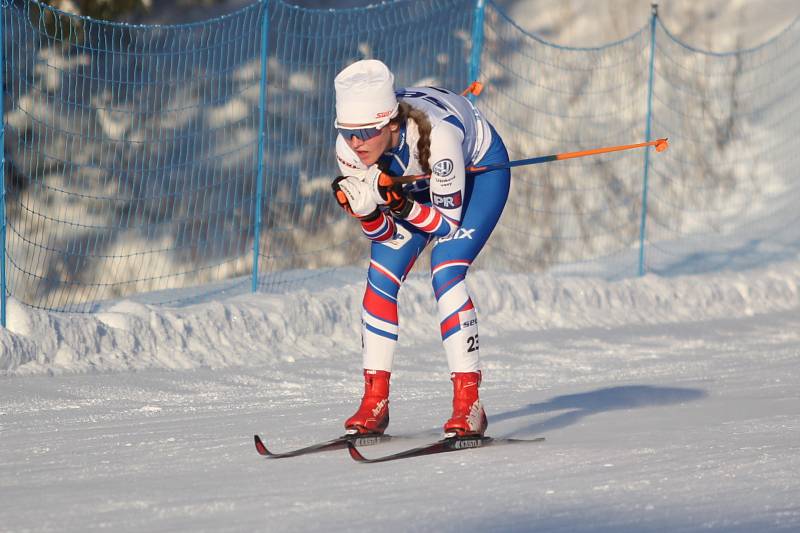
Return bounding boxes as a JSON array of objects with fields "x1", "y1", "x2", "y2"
[{"x1": 331, "y1": 59, "x2": 510, "y2": 437}]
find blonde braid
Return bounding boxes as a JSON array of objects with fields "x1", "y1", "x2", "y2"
[{"x1": 393, "y1": 102, "x2": 433, "y2": 175}]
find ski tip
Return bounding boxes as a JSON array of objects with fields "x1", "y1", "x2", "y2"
[
  {"x1": 346, "y1": 440, "x2": 369, "y2": 462},
  {"x1": 254, "y1": 434, "x2": 271, "y2": 456}
]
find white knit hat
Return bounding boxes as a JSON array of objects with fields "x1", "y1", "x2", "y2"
[{"x1": 334, "y1": 59, "x2": 399, "y2": 127}]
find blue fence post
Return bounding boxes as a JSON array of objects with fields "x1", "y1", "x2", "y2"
[
  {"x1": 638, "y1": 3, "x2": 658, "y2": 277},
  {"x1": 252, "y1": 0, "x2": 269, "y2": 293},
  {"x1": 468, "y1": 0, "x2": 486, "y2": 102},
  {"x1": 0, "y1": 1, "x2": 7, "y2": 327}
]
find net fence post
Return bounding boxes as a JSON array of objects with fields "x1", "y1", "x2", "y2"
[
  {"x1": 253, "y1": 0, "x2": 269, "y2": 293},
  {"x1": 638, "y1": 3, "x2": 658, "y2": 277},
  {"x1": 468, "y1": 0, "x2": 486, "y2": 102},
  {"x1": 0, "y1": 0, "x2": 7, "y2": 327}
]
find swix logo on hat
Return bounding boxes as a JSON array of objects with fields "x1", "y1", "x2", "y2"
[
  {"x1": 432, "y1": 158, "x2": 453, "y2": 177},
  {"x1": 432, "y1": 190, "x2": 462, "y2": 209}
]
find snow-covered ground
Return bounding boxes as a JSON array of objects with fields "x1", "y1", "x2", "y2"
[{"x1": 1, "y1": 255, "x2": 799, "y2": 531}]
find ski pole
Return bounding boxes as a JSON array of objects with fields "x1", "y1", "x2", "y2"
[
  {"x1": 393, "y1": 137, "x2": 669, "y2": 183},
  {"x1": 460, "y1": 81, "x2": 484, "y2": 97}
]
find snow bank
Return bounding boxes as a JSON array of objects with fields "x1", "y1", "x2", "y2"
[{"x1": 2, "y1": 258, "x2": 798, "y2": 375}]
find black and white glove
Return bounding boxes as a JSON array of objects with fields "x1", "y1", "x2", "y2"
[{"x1": 332, "y1": 176, "x2": 380, "y2": 221}]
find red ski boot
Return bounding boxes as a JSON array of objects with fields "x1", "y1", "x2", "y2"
[
  {"x1": 345, "y1": 369, "x2": 390, "y2": 435},
  {"x1": 443, "y1": 371, "x2": 488, "y2": 437}
]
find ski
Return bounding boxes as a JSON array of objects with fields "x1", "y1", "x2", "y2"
[
  {"x1": 347, "y1": 435, "x2": 545, "y2": 464},
  {"x1": 253, "y1": 433, "x2": 392, "y2": 459}
]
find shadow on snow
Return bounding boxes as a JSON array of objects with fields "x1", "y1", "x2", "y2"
[{"x1": 492, "y1": 385, "x2": 707, "y2": 437}]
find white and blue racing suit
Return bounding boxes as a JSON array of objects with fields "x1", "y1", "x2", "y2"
[{"x1": 336, "y1": 87, "x2": 511, "y2": 373}]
